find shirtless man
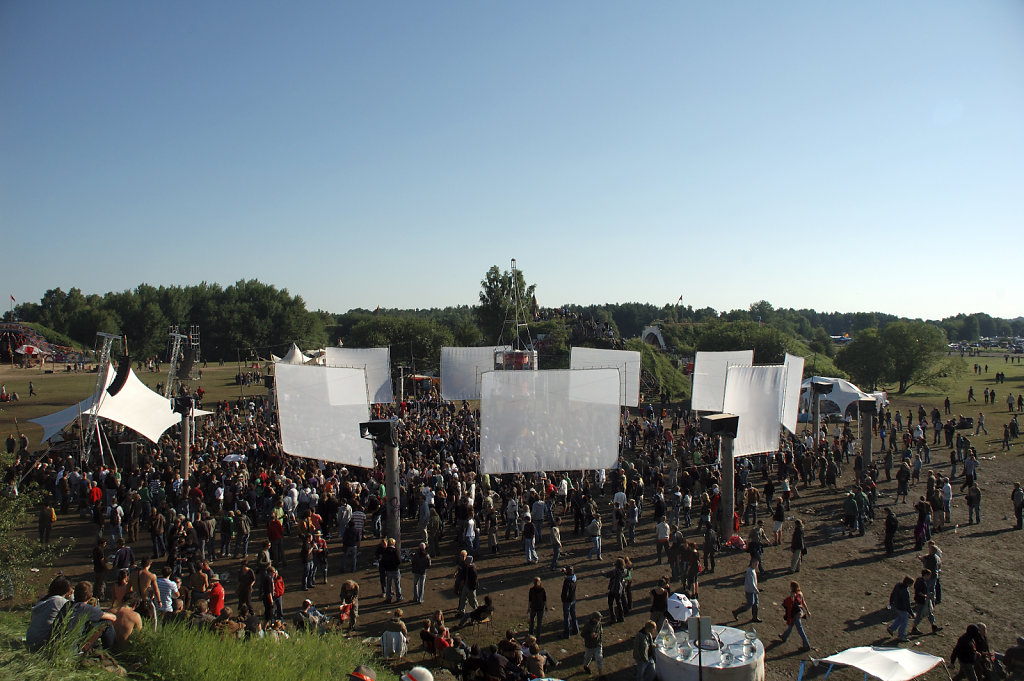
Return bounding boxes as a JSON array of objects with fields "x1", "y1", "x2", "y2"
[
  {"x1": 134, "y1": 557, "x2": 159, "y2": 611},
  {"x1": 112, "y1": 600, "x2": 144, "y2": 650}
]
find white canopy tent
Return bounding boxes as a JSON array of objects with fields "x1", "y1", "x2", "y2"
[
  {"x1": 817, "y1": 646, "x2": 944, "y2": 681},
  {"x1": 271, "y1": 343, "x2": 310, "y2": 365},
  {"x1": 799, "y1": 376, "x2": 883, "y2": 419},
  {"x1": 29, "y1": 365, "x2": 210, "y2": 445}
]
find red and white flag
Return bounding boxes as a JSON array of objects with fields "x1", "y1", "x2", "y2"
[{"x1": 9, "y1": 294, "x2": 13, "y2": 303}]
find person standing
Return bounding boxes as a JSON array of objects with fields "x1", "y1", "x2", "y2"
[
  {"x1": 523, "y1": 514, "x2": 538, "y2": 564},
  {"x1": 732, "y1": 561, "x2": 762, "y2": 623},
  {"x1": 381, "y1": 537, "x2": 403, "y2": 603},
  {"x1": 92, "y1": 538, "x2": 110, "y2": 602},
  {"x1": 38, "y1": 501, "x2": 56, "y2": 544},
  {"x1": 633, "y1": 620, "x2": 657, "y2": 681},
  {"x1": 790, "y1": 519, "x2": 806, "y2": 573},
  {"x1": 550, "y1": 517, "x2": 563, "y2": 570},
  {"x1": 586, "y1": 514, "x2": 602, "y2": 560},
  {"x1": 580, "y1": 611, "x2": 604, "y2": 676},
  {"x1": 1012, "y1": 482, "x2": 1024, "y2": 530},
  {"x1": 528, "y1": 576, "x2": 547, "y2": 639},
  {"x1": 780, "y1": 581, "x2": 812, "y2": 651},
  {"x1": 411, "y1": 542, "x2": 431, "y2": 604},
  {"x1": 965, "y1": 483, "x2": 982, "y2": 525},
  {"x1": 886, "y1": 575, "x2": 914, "y2": 642},
  {"x1": 649, "y1": 577, "x2": 670, "y2": 629},
  {"x1": 457, "y1": 555, "x2": 478, "y2": 617},
  {"x1": 561, "y1": 566, "x2": 579, "y2": 638},
  {"x1": 883, "y1": 509, "x2": 899, "y2": 555}
]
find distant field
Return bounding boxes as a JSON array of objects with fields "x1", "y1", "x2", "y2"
[{"x1": 0, "y1": 363, "x2": 268, "y2": 448}]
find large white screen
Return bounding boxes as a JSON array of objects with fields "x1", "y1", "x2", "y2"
[
  {"x1": 480, "y1": 369, "x2": 620, "y2": 474},
  {"x1": 441, "y1": 346, "x2": 510, "y2": 401},
  {"x1": 570, "y1": 347, "x2": 642, "y2": 407},
  {"x1": 781, "y1": 353, "x2": 805, "y2": 434},
  {"x1": 324, "y1": 347, "x2": 393, "y2": 404},
  {"x1": 691, "y1": 350, "x2": 754, "y2": 412},
  {"x1": 275, "y1": 363, "x2": 374, "y2": 468},
  {"x1": 723, "y1": 365, "x2": 787, "y2": 456}
]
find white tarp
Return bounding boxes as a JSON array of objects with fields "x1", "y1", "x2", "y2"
[
  {"x1": 275, "y1": 363, "x2": 373, "y2": 468},
  {"x1": 570, "y1": 347, "x2": 642, "y2": 407},
  {"x1": 29, "y1": 365, "x2": 209, "y2": 444},
  {"x1": 480, "y1": 369, "x2": 620, "y2": 474},
  {"x1": 723, "y1": 365, "x2": 787, "y2": 456},
  {"x1": 323, "y1": 347, "x2": 393, "y2": 404},
  {"x1": 781, "y1": 353, "x2": 805, "y2": 434},
  {"x1": 818, "y1": 646, "x2": 943, "y2": 681},
  {"x1": 440, "y1": 346, "x2": 510, "y2": 401},
  {"x1": 799, "y1": 375, "x2": 873, "y2": 419},
  {"x1": 691, "y1": 350, "x2": 754, "y2": 412}
]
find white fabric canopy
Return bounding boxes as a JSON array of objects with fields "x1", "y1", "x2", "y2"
[
  {"x1": 781, "y1": 353, "x2": 805, "y2": 434},
  {"x1": 29, "y1": 365, "x2": 209, "y2": 445},
  {"x1": 324, "y1": 347, "x2": 393, "y2": 404},
  {"x1": 440, "y1": 346, "x2": 510, "y2": 401},
  {"x1": 570, "y1": 347, "x2": 641, "y2": 407},
  {"x1": 275, "y1": 363, "x2": 374, "y2": 468},
  {"x1": 819, "y1": 646, "x2": 943, "y2": 681},
  {"x1": 724, "y1": 365, "x2": 787, "y2": 456},
  {"x1": 274, "y1": 343, "x2": 309, "y2": 365},
  {"x1": 479, "y1": 369, "x2": 620, "y2": 474},
  {"x1": 691, "y1": 350, "x2": 754, "y2": 412},
  {"x1": 800, "y1": 376, "x2": 873, "y2": 419}
]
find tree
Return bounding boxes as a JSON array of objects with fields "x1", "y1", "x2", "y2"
[
  {"x1": 835, "y1": 328, "x2": 889, "y2": 391},
  {"x1": 881, "y1": 321, "x2": 948, "y2": 393},
  {"x1": 476, "y1": 265, "x2": 536, "y2": 346},
  {"x1": 0, "y1": 454, "x2": 69, "y2": 598}
]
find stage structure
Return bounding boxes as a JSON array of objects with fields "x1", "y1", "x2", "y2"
[
  {"x1": 479, "y1": 368, "x2": 620, "y2": 474},
  {"x1": 493, "y1": 257, "x2": 538, "y2": 373},
  {"x1": 569, "y1": 347, "x2": 642, "y2": 407},
  {"x1": 275, "y1": 363, "x2": 373, "y2": 468},
  {"x1": 323, "y1": 347, "x2": 393, "y2": 404},
  {"x1": 440, "y1": 346, "x2": 512, "y2": 401},
  {"x1": 690, "y1": 350, "x2": 754, "y2": 412}
]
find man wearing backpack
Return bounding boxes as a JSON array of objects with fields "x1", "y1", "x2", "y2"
[{"x1": 580, "y1": 611, "x2": 603, "y2": 675}]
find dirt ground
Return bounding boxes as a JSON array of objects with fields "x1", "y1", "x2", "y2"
[{"x1": 8, "y1": 355, "x2": 1024, "y2": 681}]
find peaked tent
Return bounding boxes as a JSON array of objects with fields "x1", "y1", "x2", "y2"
[
  {"x1": 29, "y1": 365, "x2": 211, "y2": 445},
  {"x1": 273, "y1": 343, "x2": 309, "y2": 365}
]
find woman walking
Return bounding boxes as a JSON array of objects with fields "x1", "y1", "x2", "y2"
[{"x1": 779, "y1": 581, "x2": 812, "y2": 651}]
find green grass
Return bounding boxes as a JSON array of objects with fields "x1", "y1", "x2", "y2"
[
  {"x1": 0, "y1": 610, "x2": 120, "y2": 681},
  {"x1": 0, "y1": 609, "x2": 385, "y2": 681}
]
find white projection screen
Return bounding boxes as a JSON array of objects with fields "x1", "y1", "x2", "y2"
[
  {"x1": 275, "y1": 363, "x2": 374, "y2": 468},
  {"x1": 691, "y1": 350, "x2": 754, "y2": 412},
  {"x1": 723, "y1": 365, "x2": 787, "y2": 456},
  {"x1": 323, "y1": 347, "x2": 393, "y2": 404},
  {"x1": 480, "y1": 369, "x2": 620, "y2": 474},
  {"x1": 570, "y1": 347, "x2": 641, "y2": 407},
  {"x1": 441, "y1": 346, "x2": 510, "y2": 401},
  {"x1": 781, "y1": 353, "x2": 805, "y2": 434}
]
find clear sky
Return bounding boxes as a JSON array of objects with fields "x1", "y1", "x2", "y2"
[{"x1": 2, "y1": 2, "x2": 1022, "y2": 321}]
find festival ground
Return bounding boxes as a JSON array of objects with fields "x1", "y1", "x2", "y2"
[{"x1": 3, "y1": 356, "x2": 1024, "y2": 680}]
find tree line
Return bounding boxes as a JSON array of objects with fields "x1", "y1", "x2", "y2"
[{"x1": 4, "y1": 266, "x2": 1018, "y2": 391}]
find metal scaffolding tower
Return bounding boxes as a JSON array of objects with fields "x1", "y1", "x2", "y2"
[{"x1": 84, "y1": 332, "x2": 122, "y2": 464}]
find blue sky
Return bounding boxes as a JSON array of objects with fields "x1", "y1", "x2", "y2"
[{"x1": 2, "y1": 2, "x2": 1022, "y2": 320}]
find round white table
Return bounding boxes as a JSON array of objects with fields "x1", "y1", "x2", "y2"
[{"x1": 655, "y1": 625, "x2": 765, "y2": 681}]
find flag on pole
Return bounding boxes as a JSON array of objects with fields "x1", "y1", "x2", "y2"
[
  {"x1": 9, "y1": 295, "x2": 13, "y2": 303},
  {"x1": 677, "y1": 295, "x2": 683, "y2": 303}
]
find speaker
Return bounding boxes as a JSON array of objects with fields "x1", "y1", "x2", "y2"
[
  {"x1": 176, "y1": 347, "x2": 195, "y2": 380},
  {"x1": 263, "y1": 375, "x2": 274, "y2": 389},
  {"x1": 116, "y1": 441, "x2": 138, "y2": 472},
  {"x1": 700, "y1": 413, "x2": 739, "y2": 438},
  {"x1": 107, "y1": 356, "x2": 132, "y2": 397}
]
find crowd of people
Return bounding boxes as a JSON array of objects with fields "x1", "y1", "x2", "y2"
[{"x1": 11, "y1": 371, "x2": 1024, "y2": 681}]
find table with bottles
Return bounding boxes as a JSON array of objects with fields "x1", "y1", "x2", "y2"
[{"x1": 654, "y1": 623, "x2": 765, "y2": 681}]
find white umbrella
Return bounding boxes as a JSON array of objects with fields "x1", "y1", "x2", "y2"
[{"x1": 666, "y1": 593, "x2": 695, "y2": 623}]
